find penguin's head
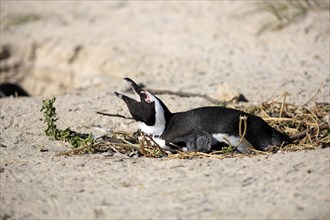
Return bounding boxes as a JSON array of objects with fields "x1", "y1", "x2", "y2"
[{"x1": 115, "y1": 78, "x2": 160, "y2": 127}]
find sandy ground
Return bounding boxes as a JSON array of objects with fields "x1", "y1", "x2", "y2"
[{"x1": 1, "y1": 1, "x2": 330, "y2": 219}]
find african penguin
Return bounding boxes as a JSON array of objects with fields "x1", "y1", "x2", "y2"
[{"x1": 115, "y1": 78, "x2": 290, "y2": 153}]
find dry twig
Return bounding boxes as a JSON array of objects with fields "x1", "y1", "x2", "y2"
[
  {"x1": 96, "y1": 112, "x2": 133, "y2": 120},
  {"x1": 148, "y1": 89, "x2": 226, "y2": 105}
]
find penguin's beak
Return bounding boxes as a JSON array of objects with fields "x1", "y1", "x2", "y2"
[
  {"x1": 114, "y1": 78, "x2": 145, "y2": 102},
  {"x1": 123, "y1": 77, "x2": 143, "y2": 94}
]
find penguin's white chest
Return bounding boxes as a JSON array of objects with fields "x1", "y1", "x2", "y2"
[{"x1": 139, "y1": 122, "x2": 164, "y2": 136}]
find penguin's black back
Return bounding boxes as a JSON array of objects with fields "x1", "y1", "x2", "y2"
[{"x1": 161, "y1": 106, "x2": 289, "y2": 150}]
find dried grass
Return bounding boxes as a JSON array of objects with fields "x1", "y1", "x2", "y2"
[{"x1": 242, "y1": 0, "x2": 330, "y2": 35}]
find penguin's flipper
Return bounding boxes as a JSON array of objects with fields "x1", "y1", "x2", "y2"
[{"x1": 169, "y1": 130, "x2": 212, "y2": 153}]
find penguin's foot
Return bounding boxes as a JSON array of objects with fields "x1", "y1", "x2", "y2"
[{"x1": 169, "y1": 130, "x2": 212, "y2": 153}]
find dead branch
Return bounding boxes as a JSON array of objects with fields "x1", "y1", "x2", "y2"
[{"x1": 96, "y1": 111, "x2": 133, "y2": 120}]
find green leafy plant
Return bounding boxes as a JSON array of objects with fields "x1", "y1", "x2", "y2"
[{"x1": 41, "y1": 97, "x2": 95, "y2": 153}]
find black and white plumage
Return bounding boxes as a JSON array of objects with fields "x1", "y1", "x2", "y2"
[{"x1": 115, "y1": 78, "x2": 290, "y2": 153}]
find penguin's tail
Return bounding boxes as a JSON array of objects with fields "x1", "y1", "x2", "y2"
[{"x1": 271, "y1": 129, "x2": 292, "y2": 147}]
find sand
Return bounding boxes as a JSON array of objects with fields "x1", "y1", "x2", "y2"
[{"x1": 1, "y1": 1, "x2": 329, "y2": 219}]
